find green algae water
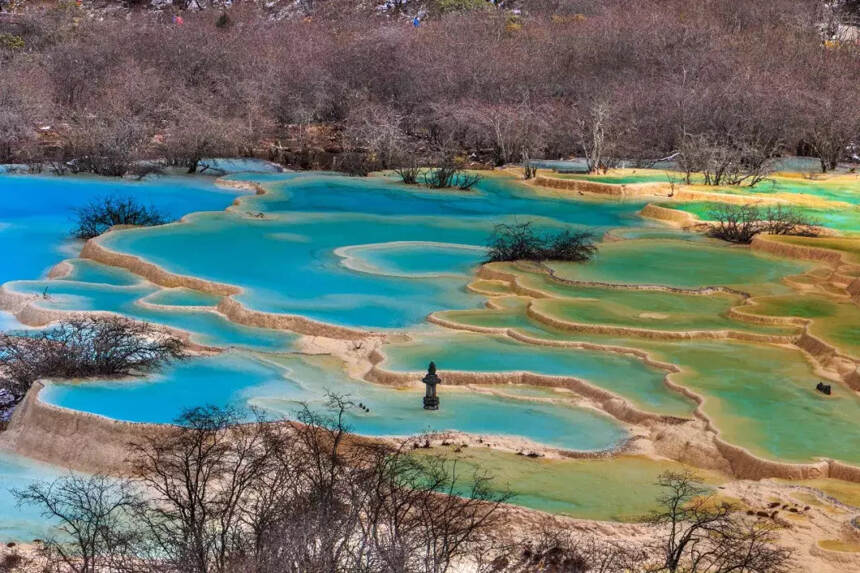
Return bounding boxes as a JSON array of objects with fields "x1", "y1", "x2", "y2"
[
  {"x1": 548, "y1": 239, "x2": 810, "y2": 293},
  {"x1": 662, "y1": 201, "x2": 860, "y2": 234},
  {"x1": 414, "y1": 448, "x2": 725, "y2": 521},
  {"x1": 380, "y1": 331, "x2": 696, "y2": 417}
]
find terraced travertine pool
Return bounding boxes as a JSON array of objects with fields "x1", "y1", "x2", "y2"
[{"x1": 1, "y1": 168, "x2": 859, "y2": 540}]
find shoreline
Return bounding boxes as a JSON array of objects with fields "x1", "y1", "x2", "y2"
[{"x1": 0, "y1": 171, "x2": 858, "y2": 483}]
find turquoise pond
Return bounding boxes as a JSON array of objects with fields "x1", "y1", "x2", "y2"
[
  {"x1": 2, "y1": 169, "x2": 859, "y2": 539},
  {"x1": 0, "y1": 452, "x2": 63, "y2": 542},
  {"x1": 0, "y1": 174, "x2": 245, "y2": 289},
  {"x1": 40, "y1": 351, "x2": 628, "y2": 452},
  {"x1": 97, "y1": 174, "x2": 649, "y2": 328},
  {"x1": 6, "y1": 261, "x2": 297, "y2": 351}
]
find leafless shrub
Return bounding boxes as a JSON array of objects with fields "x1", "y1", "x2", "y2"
[
  {"x1": 495, "y1": 529, "x2": 644, "y2": 573},
  {"x1": 0, "y1": 316, "x2": 185, "y2": 400},
  {"x1": 678, "y1": 132, "x2": 779, "y2": 187},
  {"x1": 423, "y1": 161, "x2": 461, "y2": 188},
  {"x1": 334, "y1": 151, "x2": 381, "y2": 176},
  {"x1": 707, "y1": 203, "x2": 818, "y2": 243},
  {"x1": 63, "y1": 116, "x2": 148, "y2": 177},
  {"x1": 645, "y1": 471, "x2": 792, "y2": 573},
  {"x1": 457, "y1": 171, "x2": 483, "y2": 190},
  {"x1": 13, "y1": 475, "x2": 142, "y2": 573},
  {"x1": 72, "y1": 195, "x2": 168, "y2": 239},
  {"x1": 487, "y1": 222, "x2": 597, "y2": 263},
  {"x1": 394, "y1": 158, "x2": 421, "y2": 184},
  {"x1": 125, "y1": 398, "x2": 511, "y2": 573},
  {"x1": 344, "y1": 103, "x2": 407, "y2": 169}
]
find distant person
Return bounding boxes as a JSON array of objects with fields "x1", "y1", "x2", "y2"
[
  {"x1": 412, "y1": 16, "x2": 420, "y2": 28},
  {"x1": 174, "y1": 15, "x2": 184, "y2": 26}
]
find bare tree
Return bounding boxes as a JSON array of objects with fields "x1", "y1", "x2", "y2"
[
  {"x1": 13, "y1": 474, "x2": 141, "y2": 573},
  {"x1": 678, "y1": 132, "x2": 778, "y2": 187},
  {"x1": 0, "y1": 316, "x2": 185, "y2": 400},
  {"x1": 344, "y1": 103, "x2": 408, "y2": 169},
  {"x1": 707, "y1": 203, "x2": 817, "y2": 243},
  {"x1": 73, "y1": 195, "x2": 168, "y2": 239},
  {"x1": 578, "y1": 101, "x2": 616, "y2": 174},
  {"x1": 645, "y1": 471, "x2": 791, "y2": 573}
]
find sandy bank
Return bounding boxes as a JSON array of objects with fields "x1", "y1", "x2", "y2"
[
  {"x1": 0, "y1": 382, "x2": 168, "y2": 474},
  {"x1": 80, "y1": 239, "x2": 241, "y2": 296},
  {"x1": 532, "y1": 174, "x2": 670, "y2": 198},
  {"x1": 639, "y1": 203, "x2": 699, "y2": 226}
]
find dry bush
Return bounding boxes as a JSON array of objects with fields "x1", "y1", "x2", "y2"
[
  {"x1": 487, "y1": 222, "x2": 597, "y2": 263},
  {"x1": 706, "y1": 203, "x2": 818, "y2": 244},
  {"x1": 72, "y1": 196, "x2": 168, "y2": 239},
  {"x1": 646, "y1": 471, "x2": 792, "y2": 573},
  {"x1": 0, "y1": 316, "x2": 184, "y2": 399}
]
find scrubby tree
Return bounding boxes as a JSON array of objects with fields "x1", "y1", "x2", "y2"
[
  {"x1": 15, "y1": 397, "x2": 513, "y2": 571},
  {"x1": 487, "y1": 222, "x2": 597, "y2": 263},
  {"x1": 0, "y1": 316, "x2": 184, "y2": 400},
  {"x1": 707, "y1": 203, "x2": 817, "y2": 244},
  {"x1": 646, "y1": 471, "x2": 791, "y2": 573},
  {"x1": 73, "y1": 196, "x2": 168, "y2": 239},
  {"x1": 13, "y1": 475, "x2": 141, "y2": 573}
]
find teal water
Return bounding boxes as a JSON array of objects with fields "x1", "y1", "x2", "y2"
[
  {"x1": 0, "y1": 174, "x2": 244, "y2": 287},
  {"x1": 338, "y1": 242, "x2": 486, "y2": 277},
  {"x1": 380, "y1": 332, "x2": 694, "y2": 417},
  {"x1": 98, "y1": 174, "x2": 647, "y2": 328},
  {"x1": 41, "y1": 352, "x2": 628, "y2": 452},
  {"x1": 0, "y1": 452, "x2": 63, "y2": 542},
  {"x1": 3, "y1": 168, "x2": 858, "y2": 537},
  {"x1": 6, "y1": 263, "x2": 297, "y2": 351}
]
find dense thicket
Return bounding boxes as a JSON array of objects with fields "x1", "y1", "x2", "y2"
[
  {"x1": 0, "y1": 1, "x2": 857, "y2": 174},
  {"x1": 707, "y1": 203, "x2": 819, "y2": 243}
]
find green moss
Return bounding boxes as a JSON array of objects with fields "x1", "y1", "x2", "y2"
[
  {"x1": 434, "y1": 0, "x2": 490, "y2": 14},
  {"x1": 0, "y1": 33, "x2": 25, "y2": 51}
]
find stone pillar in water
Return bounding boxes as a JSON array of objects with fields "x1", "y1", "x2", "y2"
[{"x1": 422, "y1": 361, "x2": 441, "y2": 410}]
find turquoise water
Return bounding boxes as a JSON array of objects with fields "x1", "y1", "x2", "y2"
[
  {"x1": 3, "y1": 168, "x2": 859, "y2": 536},
  {"x1": 339, "y1": 242, "x2": 486, "y2": 277},
  {"x1": 142, "y1": 287, "x2": 221, "y2": 307},
  {"x1": 98, "y1": 174, "x2": 647, "y2": 329},
  {"x1": 380, "y1": 332, "x2": 694, "y2": 417},
  {"x1": 6, "y1": 263, "x2": 297, "y2": 351},
  {"x1": 0, "y1": 451, "x2": 63, "y2": 542},
  {"x1": 0, "y1": 174, "x2": 243, "y2": 286},
  {"x1": 41, "y1": 352, "x2": 628, "y2": 452}
]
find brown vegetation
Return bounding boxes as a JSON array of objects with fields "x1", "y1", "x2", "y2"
[
  {"x1": 0, "y1": 316, "x2": 184, "y2": 400},
  {"x1": 487, "y1": 222, "x2": 597, "y2": 262},
  {"x1": 707, "y1": 204, "x2": 818, "y2": 244},
  {"x1": 73, "y1": 196, "x2": 168, "y2": 239},
  {"x1": 0, "y1": 2, "x2": 856, "y2": 174},
  {"x1": 12, "y1": 404, "x2": 794, "y2": 572},
  {"x1": 646, "y1": 471, "x2": 792, "y2": 573}
]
